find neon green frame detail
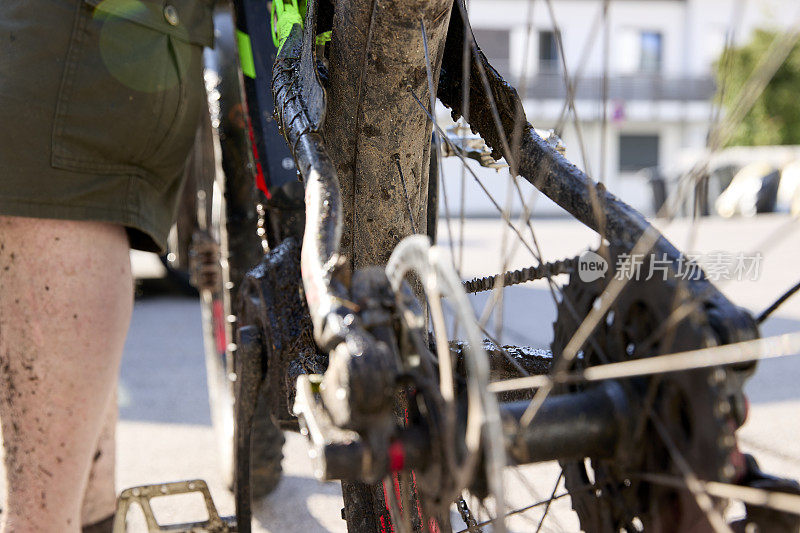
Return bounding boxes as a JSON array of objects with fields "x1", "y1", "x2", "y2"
[
  {"x1": 315, "y1": 30, "x2": 331, "y2": 46},
  {"x1": 235, "y1": 29, "x2": 256, "y2": 79},
  {"x1": 270, "y1": 0, "x2": 305, "y2": 53}
]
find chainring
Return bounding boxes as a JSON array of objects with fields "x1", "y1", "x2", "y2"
[{"x1": 552, "y1": 248, "x2": 740, "y2": 532}]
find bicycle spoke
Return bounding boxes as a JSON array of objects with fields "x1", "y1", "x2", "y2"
[
  {"x1": 394, "y1": 153, "x2": 420, "y2": 234},
  {"x1": 638, "y1": 471, "x2": 800, "y2": 518},
  {"x1": 534, "y1": 471, "x2": 563, "y2": 533},
  {"x1": 489, "y1": 0, "x2": 544, "y2": 340},
  {"x1": 455, "y1": 488, "x2": 581, "y2": 532},
  {"x1": 543, "y1": 0, "x2": 595, "y2": 176},
  {"x1": 421, "y1": 17, "x2": 458, "y2": 271},
  {"x1": 489, "y1": 330, "x2": 800, "y2": 393},
  {"x1": 707, "y1": 0, "x2": 747, "y2": 140},
  {"x1": 540, "y1": 0, "x2": 609, "y2": 247},
  {"x1": 508, "y1": 467, "x2": 566, "y2": 533},
  {"x1": 456, "y1": 2, "x2": 473, "y2": 274},
  {"x1": 477, "y1": 324, "x2": 533, "y2": 378},
  {"x1": 449, "y1": 0, "x2": 570, "y2": 333},
  {"x1": 410, "y1": 90, "x2": 543, "y2": 260},
  {"x1": 758, "y1": 278, "x2": 800, "y2": 324},
  {"x1": 553, "y1": 0, "x2": 608, "y2": 137},
  {"x1": 448, "y1": 2, "x2": 546, "y2": 346},
  {"x1": 598, "y1": 0, "x2": 610, "y2": 185},
  {"x1": 649, "y1": 413, "x2": 733, "y2": 533},
  {"x1": 492, "y1": 174, "x2": 519, "y2": 342},
  {"x1": 453, "y1": 1, "x2": 517, "y2": 174}
]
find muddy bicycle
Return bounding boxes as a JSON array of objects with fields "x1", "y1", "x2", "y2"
[{"x1": 117, "y1": 0, "x2": 800, "y2": 531}]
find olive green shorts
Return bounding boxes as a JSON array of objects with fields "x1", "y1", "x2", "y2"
[{"x1": 0, "y1": 0, "x2": 213, "y2": 252}]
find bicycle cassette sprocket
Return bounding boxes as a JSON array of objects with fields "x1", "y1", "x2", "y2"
[{"x1": 551, "y1": 248, "x2": 741, "y2": 532}]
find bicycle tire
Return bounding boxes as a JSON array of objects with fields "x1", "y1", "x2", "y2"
[
  {"x1": 198, "y1": 184, "x2": 285, "y2": 502},
  {"x1": 198, "y1": 9, "x2": 285, "y2": 502},
  {"x1": 197, "y1": 140, "x2": 286, "y2": 502}
]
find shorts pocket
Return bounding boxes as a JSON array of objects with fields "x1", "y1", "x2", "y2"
[{"x1": 51, "y1": 0, "x2": 206, "y2": 192}]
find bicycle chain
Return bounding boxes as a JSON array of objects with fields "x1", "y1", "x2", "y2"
[
  {"x1": 462, "y1": 257, "x2": 578, "y2": 294},
  {"x1": 456, "y1": 496, "x2": 482, "y2": 532},
  {"x1": 454, "y1": 257, "x2": 572, "y2": 532}
]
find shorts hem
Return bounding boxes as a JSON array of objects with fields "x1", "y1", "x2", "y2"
[{"x1": 0, "y1": 197, "x2": 165, "y2": 253}]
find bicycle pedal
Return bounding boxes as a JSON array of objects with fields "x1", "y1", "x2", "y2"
[{"x1": 113, "y1": 479, "x2": 236, "y2": 533}]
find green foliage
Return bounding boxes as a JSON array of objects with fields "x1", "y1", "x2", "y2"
[{"x1": 715, "y1": 29, "x2": 800, "y2": 147}]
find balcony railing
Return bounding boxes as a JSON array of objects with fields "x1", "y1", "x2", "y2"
[{"x1": 518, "y1": 73, "x2": 717, "y2": 102}]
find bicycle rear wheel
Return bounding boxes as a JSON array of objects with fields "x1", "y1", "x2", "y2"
[{"x1": 286, "y1": 0, "x2": 800, "y2": 531}]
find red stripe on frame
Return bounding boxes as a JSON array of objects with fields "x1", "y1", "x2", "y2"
[{"x1": 247, "y1": 116, "x2": 271, "y2": 199}]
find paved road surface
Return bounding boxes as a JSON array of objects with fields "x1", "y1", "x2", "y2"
[{"x1": 48, "y1": 215, "x2": 800, "y2": 531}]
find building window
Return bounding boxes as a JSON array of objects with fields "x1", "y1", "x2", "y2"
[
  {"x1": 619, "y1": 134, "x2": 659, "y2": 172},
  {"x1": 539, "y1": 30, "x2": 560, "y2": 72},
  {"x1": 473, "y1": 29, "x2": 510, "y2": 75},
  {"x1": 639, "y1": 32, "x2": 663, "y2": 73}
]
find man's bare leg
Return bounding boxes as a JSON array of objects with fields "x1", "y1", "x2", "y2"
[
  {"x1": 0, "y1": 216, "x2": 132, "y2": 533},
  {"x1": 81, "y1": 390, "x2": 118, "y2": 529}
]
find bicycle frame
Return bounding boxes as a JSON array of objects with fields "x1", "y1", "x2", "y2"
[
  {"x1": 265, "y1": 0, "x2": 768, "y2": 528},
  {"x1": 229, "y1": 0, "x2": 306, "y2": 247},
  {"x1": 169, "y1": 1, "x2": 794, "y2": 532}
]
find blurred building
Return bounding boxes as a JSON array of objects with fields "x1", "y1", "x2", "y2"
[{"x1": 440, "y1": 0, "x2": 800, "y2": 217}]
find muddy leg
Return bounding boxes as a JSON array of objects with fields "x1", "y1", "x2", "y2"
[
  {"x1": 81, "y1": 389, "x2": 118, "y2": 528},
  {"x1": 0, "y1": 216, "x2": 132, "y2": 533}
]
